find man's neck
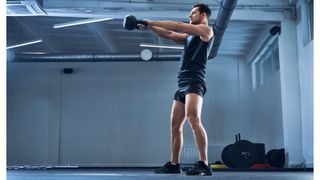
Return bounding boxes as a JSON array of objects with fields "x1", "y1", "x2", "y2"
[{"x1": 201, "y1": 19, "x2": 208, "y2": 25}]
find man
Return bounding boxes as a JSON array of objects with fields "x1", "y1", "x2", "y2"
[{"x1": 138, "y1": 3, "x2": 214, "y2": 176}]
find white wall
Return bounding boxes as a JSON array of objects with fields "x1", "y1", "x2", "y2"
[
  {"x1": 295, "y1": 1, "x2": 313, "y2": 168},
  {"x1": 249, "y1": 72, "x2": 284, "y2": 150},
  {"x1": 237, "y1": 60, "x2": 284, "y2": 154},
  {"x1": 7, "y1": 62, "x2": 178, "y2": 166},
  {"x1": 278, "y1": 18, "x2": 305, "y2": 167},
  {"x1": 275, "y1": 0, "x2": 313, "y2": 167},
  {"x1": 7, "y1": 54, "x2": 286, "y2": 166}
]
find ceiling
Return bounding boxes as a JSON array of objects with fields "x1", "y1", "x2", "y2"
[{"x1": 6, "y1": 0, "x2": 296, "y2": 59}]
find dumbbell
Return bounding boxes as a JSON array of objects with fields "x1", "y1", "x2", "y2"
[{"x1": 123, "y1": 15, "x2": 148, "y2": 30}]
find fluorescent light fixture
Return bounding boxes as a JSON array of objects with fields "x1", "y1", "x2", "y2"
[
  {"x1": 53, "y1": 17, "x2": 114, "y2": 29},
  {"x1": 21, "y1": 52, "x2": 47, "y2": 55},
  {"x1": 7, "y1": 40, "x2": 42, "y2": 50},
  {"x1": 140, "y1": 43, "x2": 183, "y2": 50}
]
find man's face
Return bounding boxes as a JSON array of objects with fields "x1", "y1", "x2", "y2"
[{"x1": 189, "y1": 7, "x2": 202, "y2": 25}]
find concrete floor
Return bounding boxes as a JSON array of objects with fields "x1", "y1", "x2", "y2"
[{"x1": 7, "y1": 168, "x2": 313, "y2": 180}]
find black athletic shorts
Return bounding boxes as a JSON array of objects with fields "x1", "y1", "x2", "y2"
[{"x1": 174, "y1": 83, "x2": 206, "y2": 104}]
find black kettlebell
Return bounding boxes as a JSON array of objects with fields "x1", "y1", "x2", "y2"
[{"x1": 123, "y1": 15, "x2": 148, "y2": 30}]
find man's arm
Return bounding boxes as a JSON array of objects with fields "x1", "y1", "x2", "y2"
[
  {"x1": 146, "y1": 20, "x2": 213, "y2": 42},
  {"x1": 149, "y1": 26, "x2": 188, "y2": 45}
]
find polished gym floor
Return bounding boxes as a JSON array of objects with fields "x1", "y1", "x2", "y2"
[{"x1": 7, "y1": 168, "x2": 313, "y2": 180}]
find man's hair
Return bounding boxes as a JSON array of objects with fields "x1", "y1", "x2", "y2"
[{"x1": 193, "y1": 3, "x2": 211, "y2": 18}]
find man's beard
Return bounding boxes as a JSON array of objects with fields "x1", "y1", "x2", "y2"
[{"x1": 191, "y1": 18, "x2": 201, "y2": 25}]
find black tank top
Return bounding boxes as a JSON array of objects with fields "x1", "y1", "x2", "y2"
[{"x1": 177, "y1": 33, "x2": 214, "y2": 91}]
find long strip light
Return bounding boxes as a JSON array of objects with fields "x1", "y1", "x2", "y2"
[
  {"x1": 21, "y1": 52, "x2": 47, "y2": 55},
  {"x1": 7, "y1": 40, "x2": 42, "y2": 50},
  {"x1": 53, "y1": 17, "x2": 114, "y2": 29},
  {"x1": 140, "y1": 43, "x2": 183, "y2": 50}
]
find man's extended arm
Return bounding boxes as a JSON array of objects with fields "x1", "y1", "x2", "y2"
[
  {"x1": 146, "y1": 20, "x2": 213, "y2": 42},
  {"x1": 149, "y1": 26, "x2": 188, "y2": 45}
]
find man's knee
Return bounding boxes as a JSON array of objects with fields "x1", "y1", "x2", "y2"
[
  {"x1": 187, "y1": 112, "x2": 200, "y2": 127},
  {"x1": 171, "y1": 118, "x2": 184, "y2": 134}
]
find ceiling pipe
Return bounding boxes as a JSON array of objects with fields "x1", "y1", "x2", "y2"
[
  {"x1": 209, "y1": 0, "x2": 238, "y2": 59},
  {"x1": 9, "y1": 53, "x2": 180, "y2": 62}
]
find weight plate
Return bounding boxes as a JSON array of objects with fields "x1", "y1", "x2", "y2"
[
  {"x1": 229, "y1": 140, "x2": 258, "y2": 169},
  {"x1": 221, "y1": 144, "x2": 234, "y2": 168}
]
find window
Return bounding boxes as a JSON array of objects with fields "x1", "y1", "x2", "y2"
[
  {"x1": 252, "y1": 38, "x2": 280, "y2": 90},
  {"x1": 307, "y1": 0, "x2": 313, "y2": 41}
]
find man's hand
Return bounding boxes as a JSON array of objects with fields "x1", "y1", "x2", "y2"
[
  {"x1": 137, "y1": 19, "x2": 150, "y2": 30},
  {"x1": 137, "y1": 23, "x2": 147, "y2": 30}
]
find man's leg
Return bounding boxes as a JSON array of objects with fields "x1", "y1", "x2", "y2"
[
  {"x1": 185, "y1": 93, "x2": 212, "y2": 176},
  {"x1": 170, "y1": 100, "x2": 186, "y2": 164},
  {"x1": 185, "y1": 93, "x2": 208, "y2": 165},
  {"x1": 154, "y1": 99, "x2": 186, "y2": 174}
]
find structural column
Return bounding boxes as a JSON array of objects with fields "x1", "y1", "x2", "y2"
[{"x1": 278, "y1": 18, "x2": 305, "y2": 167}]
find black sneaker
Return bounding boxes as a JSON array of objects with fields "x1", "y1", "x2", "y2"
[
  {"x1": 154, "y1": 161, "x2": 182, "y2": 174},
  {"x1": 186, "y1": 161, "x2": 213, "y2": 176}
]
